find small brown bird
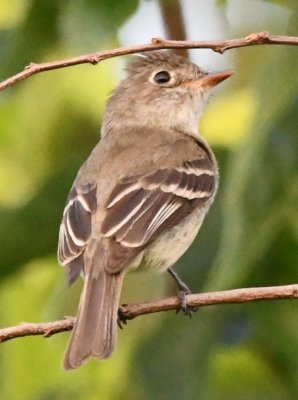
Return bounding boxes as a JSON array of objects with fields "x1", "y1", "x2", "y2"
[{"x1": 58, "y1": 51, "x2": 233, "y2": 369}]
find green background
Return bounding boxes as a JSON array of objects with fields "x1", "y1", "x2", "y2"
[{"x1": 0, "y1": 1, "x2": 297, "y2": 399}]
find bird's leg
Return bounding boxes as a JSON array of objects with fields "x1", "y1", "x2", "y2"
[{"x1": 168, "y1": 268, "x2": 198, "y2": 317}]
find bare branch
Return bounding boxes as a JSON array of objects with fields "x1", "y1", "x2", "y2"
[
  {"x1": 0, "y1": 318, "x2": 76, "y2": 342},
  {"x1": 0, "y1": 32, "x2": 297, "y2": 91},
  {"x1": 158, "y1": 0, "x2": 188, "y2": 58},
  {"x1": 0, "y1": 284, "x2": 297, "y2": 343}
]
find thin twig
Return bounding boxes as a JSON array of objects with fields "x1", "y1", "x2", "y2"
[
  {"x1": 0, "y1": 284, "x2": 297, "y2": 343},
  {"x1": 0, "y1": 32, "x2": 297, "y2": 91}
]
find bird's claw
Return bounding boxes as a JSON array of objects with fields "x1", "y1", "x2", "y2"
[
  {"x1": 176, "y1": 289, "x2": 198, "y2": 317},
  {"x1": 117, "y1": 305, "x2": 130, "y2": 329},
  {"x1": 168, "y1": 268, "x2": 198, "y2": 317}
]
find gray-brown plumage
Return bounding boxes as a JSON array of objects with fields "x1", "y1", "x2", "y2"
[{"x1": 58, "y1": 51, "x2": 233, "y2": 369}]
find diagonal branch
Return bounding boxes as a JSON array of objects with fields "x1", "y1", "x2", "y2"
[
  {"x1": 0, "y1": 284, "x2": 297, "y2": 343},
  {"x1": 0, "y1": 32, "x2": 297, "y2": 91}
]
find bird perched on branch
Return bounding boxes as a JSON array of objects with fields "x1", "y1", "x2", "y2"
[{"x1": 58, "y1": 51, "x2": 233, "y2": 369}]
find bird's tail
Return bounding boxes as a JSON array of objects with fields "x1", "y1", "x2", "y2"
[{"x1": 63, "y1": 262, "x2": 125, "y2": 370}]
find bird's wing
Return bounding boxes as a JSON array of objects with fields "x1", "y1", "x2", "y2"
[
  {"x1": 101, "y1": 156, "x2": 216, "y2": 273},
  {"x1": 58, "y1": 154, "x2": 216, "y2": 280},
  {"x1": 58, "y1": 183, "x2": 97, "y2": 284}
]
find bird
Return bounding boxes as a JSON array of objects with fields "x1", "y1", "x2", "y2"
[{"x1": 57, "y1": 51, "x2": 233, "y2": 370}]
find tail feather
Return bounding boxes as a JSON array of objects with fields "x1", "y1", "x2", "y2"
[
  {"x1": 92, "y1": 272, "x2": 124, "y2": 359},
  {"x1": 63, "y1": 265, "x2": 124, "y2": 370}
]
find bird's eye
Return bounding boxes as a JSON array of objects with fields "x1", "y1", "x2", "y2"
[{"x1": 153, "y1": 70, "x2": 171, "y2": 85}]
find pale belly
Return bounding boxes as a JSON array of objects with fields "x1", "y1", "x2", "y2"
[{"x1": 138, "y1": 204, "x2": 211, "y2": 273}]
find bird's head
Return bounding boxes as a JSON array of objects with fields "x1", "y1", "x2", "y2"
[{"x1": 103, "y1": 51, "x2": 233, "y2": 137}]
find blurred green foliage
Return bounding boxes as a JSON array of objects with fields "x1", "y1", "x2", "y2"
[{"x1": 0, "y1": 1, "x2": 297, "y2": 399}]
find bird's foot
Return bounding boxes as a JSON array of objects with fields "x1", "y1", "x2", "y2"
[
  {"x1": 117, "y1": 305, "x2": 131, "y2": 329},
  {"x1": 168, "y1": 267, "x2": 198, "y2": 317},
  {"x1": 176, "y1": 286, "x2": 198, "y2": 318}
]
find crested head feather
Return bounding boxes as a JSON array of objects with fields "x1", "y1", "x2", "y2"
[{"x1": 125, "y1": 51, "x2": 203, "y2": 77}]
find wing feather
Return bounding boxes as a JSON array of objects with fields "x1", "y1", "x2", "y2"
[
  {"x1": 58, "y1": 184, "x2": 97, "y2": 284},
  {"x1": 101, "y1": 158, "x2": 216, "y2": 272},
  {"x1": 58, "y1": 157, "x2": 217, "y2": 278}
]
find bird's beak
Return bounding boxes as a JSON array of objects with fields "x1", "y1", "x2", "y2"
[
  {"x1": 200, "y1": 70, "x2": 234, "y2": 88},
  {"x1": 183, "y1": 70, "x2": 234, "y2": 89}
]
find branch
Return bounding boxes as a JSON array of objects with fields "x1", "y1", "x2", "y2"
[
  {"x1": 158, "y1": 0, "x2": 188, "y2": 58},
  {"x1": 0, "y1": 284, "x2": 297, "y2": 343},
  {"x1": 1, "y1": 32, "x2": 297, "y2": 91}
]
